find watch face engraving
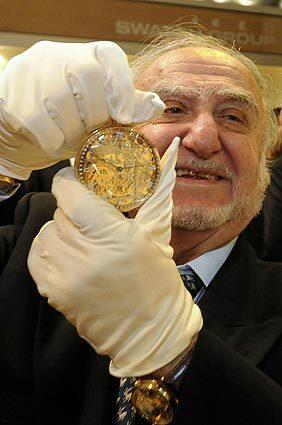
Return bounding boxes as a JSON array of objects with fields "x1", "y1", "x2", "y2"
[{"x1": 75, "y1": 125, "x2": 160, "y2": 212}]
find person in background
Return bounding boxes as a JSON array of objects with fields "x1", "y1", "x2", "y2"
[
  {"x1": 0, "y1": 27, "x2": 281, "y2": 425},
  {"x1": 270, "y1": 107, "x2": 282, "y2": 160},
  {"x1": 247, "y1": 106, "x2": 282, "y2": 260},
  {"x1": 261, "y1": 107, "x2": 282, "y2": 260}
]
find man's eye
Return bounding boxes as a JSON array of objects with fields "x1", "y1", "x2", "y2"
[
  {"x1": 224, "y1": 114, "x2": 242, "y2": 123},
  {"x1": 164, "y1": 106, "x2": 184, "y2": 114}
]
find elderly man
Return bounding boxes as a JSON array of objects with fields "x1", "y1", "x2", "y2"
[{"x1": 0, "y1": 27, "x2": 281, "y2": 425}]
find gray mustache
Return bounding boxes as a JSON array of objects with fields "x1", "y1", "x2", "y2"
[{"x1": 176, "y1": 158, "x2": 235, "y2": 180}]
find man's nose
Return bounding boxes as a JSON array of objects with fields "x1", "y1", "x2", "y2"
[{"x1": 180, "y1": 112, "x2": 221, "y2": 160}]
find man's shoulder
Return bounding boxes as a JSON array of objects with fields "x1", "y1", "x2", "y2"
[
  {"x1": 226, "y1": 234, "x2": 282, "y2": 306},
  {"x1": 230, "y1": 233, "x2": 282, "y2": 276},
  {"x1": 213, "y1": 234, "x2": 282, "y2": 310},
  {"x1": 253, "y1": 250, "x2": 282, "y2": 308},
  {"x1": 242, "y1": 234, "x2": 282, "y2": 282}
]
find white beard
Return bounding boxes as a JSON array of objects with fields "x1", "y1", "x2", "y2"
[{"x1": 172, "y1": 162, "x2": 270, "y2": 231}]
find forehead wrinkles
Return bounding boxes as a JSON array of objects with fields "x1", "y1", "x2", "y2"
[
  {"x1": 141, "y1": 47, "x2": 251, "y2": 83},
  {"x1": 161, "y1": 60, "x2": 246, "y2": 82}
]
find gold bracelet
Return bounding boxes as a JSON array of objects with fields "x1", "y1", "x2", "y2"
[
  {"x1": 132, "y1": 346, "x2": 195, "y2": 424},
  {"x1": 132, "y1": 377, "x2": 178, "y2": 424}
]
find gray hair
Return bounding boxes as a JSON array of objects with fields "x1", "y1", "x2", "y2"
[{"x1": 131, "y1": 25, "x2": 278, "y2": 166}]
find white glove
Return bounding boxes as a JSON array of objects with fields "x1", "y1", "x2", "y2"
[
  {"x1": 0, "y1": 40, "x2": 164, "y2": 179},
  {"x1": 28, "y1": 137, "x2": 203, "y2": 377}
]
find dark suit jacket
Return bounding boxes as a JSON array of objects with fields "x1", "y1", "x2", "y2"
[{"x1": 0, "y1": 193, "x2": 281, "y2": 425}]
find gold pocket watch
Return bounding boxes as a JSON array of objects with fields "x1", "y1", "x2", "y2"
[{"x1": 75, "y1": 123, "x2": 160, "y2": 212}]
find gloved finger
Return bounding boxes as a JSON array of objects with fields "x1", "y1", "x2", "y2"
[
  {"x1": 52, "y1": 166, "x2": 127, "y2": 238},
  {"x1": 132, "y1": 90, "x2": 165, "y2": 123},
  {"x1": 135, "y1": 137, "x2": 180, "y2": 248},
  {"x1": 64, "y1": 41, "x2": 111, "y2": 136},
  {"x1": 95, "y1": 42, "x2": 164, "y2": 124}
]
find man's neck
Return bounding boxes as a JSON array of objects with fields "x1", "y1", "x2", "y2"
[{"x1": 171, "y1": 218, "x2": 250, "y2": 265}]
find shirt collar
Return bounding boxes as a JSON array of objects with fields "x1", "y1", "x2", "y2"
[{"x1": 178, "y1": 237, "x2": 237, "y2": 287}]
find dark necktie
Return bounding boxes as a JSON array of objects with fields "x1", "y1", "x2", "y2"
[
  {"x1": 116, "y1": 265, "x2": 204, "y2": 424},
  {"x1": 116, "y1": 377, "x2": 136, "y2": 424},
  {"x1": 177, "y1": 264, "x2": 205, "y2": 300}
]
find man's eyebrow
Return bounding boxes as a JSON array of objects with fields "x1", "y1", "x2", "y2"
[
  {"x1": 215, "y1": 87, "x2": 259, "y2": 115},
  {"x1": 149, "y1": 83, "x2": 202, "y2": 100},
  {"x1": 150, "y1": 82, "x2": 259, "y2": 116}
]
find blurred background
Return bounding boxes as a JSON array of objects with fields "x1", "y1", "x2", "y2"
[{"x1": 0, "y1": 0, "x2": 281, "y2": 105}]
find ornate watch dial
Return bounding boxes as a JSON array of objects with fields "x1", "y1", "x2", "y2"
[{"x1": 75, "y1": 125, "x2": 160, "y2": 212}]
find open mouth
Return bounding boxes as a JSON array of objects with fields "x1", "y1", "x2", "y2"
[{"x1": 176, "y1": 169, "x2": 223, "y2": 181}]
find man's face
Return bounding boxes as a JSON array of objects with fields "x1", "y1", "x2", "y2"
[{"x1": 136, "y1": 47, "x2": 266, "y2": 231}]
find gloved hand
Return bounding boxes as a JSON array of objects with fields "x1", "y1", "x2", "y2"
[
  {"x1": 28, "y1": 137, "x2": 203, "y2": 377},
  {"x1": 0, "y1": 41, "x2": 164, "y2": 179}
]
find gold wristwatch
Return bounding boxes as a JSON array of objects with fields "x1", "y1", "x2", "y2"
[
  {"x1": 0, "y1": 174, "x2": 20, "y2": 196},
  {"x1": 75, "y1": 123, "x2": 160, "y2": 212},
  {"x1": 132, "y1": 348, "x2": 194, "y2": 424}
]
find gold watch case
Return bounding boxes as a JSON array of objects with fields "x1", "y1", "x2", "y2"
[
  {"x1": 75, "y1": 124, "x2": 160, "y2": 212},
  {"x1": 132, "y1": 378, "x2": 178, "y2": 424}
]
